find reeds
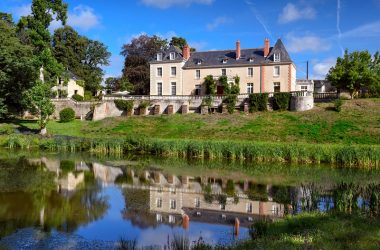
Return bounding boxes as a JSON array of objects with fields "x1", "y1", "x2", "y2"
[{"x1": 1, "y1": 134, "x2": 379, "y2": 168}]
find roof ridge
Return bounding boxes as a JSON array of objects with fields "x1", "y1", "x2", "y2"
[{"x1": 192, "y1": 47, "x2": 265, "y2": 53}]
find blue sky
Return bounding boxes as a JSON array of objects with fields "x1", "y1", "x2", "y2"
[{"x1": 2, "y1": 0, "x2": 380, "y2": 79}]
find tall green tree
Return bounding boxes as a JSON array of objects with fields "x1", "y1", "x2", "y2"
[
  {"x1": 170, "y1": 36, "x2": 196, "y2": 52},
  {"x1": 0, "y1": 17, "x2": 38, "y2": 114},
  {"x1": 121, "y1": 35, "x2": 167, "y2": 95},
  {"x1": 327, "y1": 50, "x2": 378, "y2": 98}
]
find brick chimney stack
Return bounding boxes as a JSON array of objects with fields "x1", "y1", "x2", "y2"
[
  {"x1": 183, "y1": 44, "x2": 191, "y2": 61},
  {"x1": 264, "y1": 38, "x2": 270, "y2": 58},
  {"x1": 236, "y1": 40, "x2": 241, "y2": 60}
]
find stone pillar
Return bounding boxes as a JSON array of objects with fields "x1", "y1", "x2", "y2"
[
  {"x1": 139, "y1": 107, "x2": 147, "y2": 116},
  {"x1": 154, "y1": 105, "x2": 160, "y2": 115},
  {"x1": 244, "y1": 103, "x2": 249, "y2": 113},
  {"x1": 167, "y1": 105, "x2": 174, "y2": 115},
  {"x1": 181, "y1": 105, "x2": 189, "y2": 114},
  {"x1": 201, "y1": 105, "x2": 208, "y2": 115},
  {"x1": 222, "y1": 104, "x2": 228, "y2": 114},
  {"x1": 243, "y1": 180, "x2": 249, "y2": 192},
  {"x1": 181, "y1": 176, "x2": 189, "y2": 185},
  {"x1": 167, "y1": 174, "x2": 174, "y2": 184},
  {"x1": 154, "y1": 172, "x2": 161, "y2": 183}
]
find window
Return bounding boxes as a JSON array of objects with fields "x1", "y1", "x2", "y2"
[
  {"x1": 157, "y1": 82, "x2": 162, "y2": 96},
  {"x1": 157, "y1": 67, "x2": 163, "y2": 77},
  {"x1": 156, "y1": 214, "x2": 163, "y2": 222},
  {"x1": 196, "y1": 70, "x2": 201, "y2": 79},
  {"x1": 249, "y1": 57, "x2": 254, "y2": 63},
  {"x1": 274, "y1": 66, "x2": 280, "y2": 77},
  {"x1": 171, "y1": 82, "x2": 177, "y2": 96},
  {"x1": 222, "y1": 58, "x2": 228, "y2": 64},
  {"x1": 170, "y1": 52, "x2": 176, "y2": 60},
  {"x1": 156, "y1": 198, "x2": 162, "y2": 208},
  {"x1": 74, "y1": 90, "x2": 78, "y2": 95},
  {"x1": 248, "y1": 67, "x2": 253, "y2": 77},
  {"x1": 301, "y1": 85, "x2": 308, "y2": 91},
  {"x1": 272, "y1": 205, "x2": 279, "y2": 215},
  {"x1": 197, "y1": 60, "x2": 202, "y2": 65},
  {"x1": 170, "y1": 199, "x2": 176, "y2": 210},
  {"x1": 221, "y1": 69, "x2": 226, "y2": 76},
  {"x1": 195, "y1": 84, "x2": 201, "y2": 96},
  {"x1": 246, "y1": 203, "x2": 253, "y2": 213},
  {"x1": 171, "y1": 67, "x2": 176, "y2": 76},
  {"x1": 195, "y1": 197, "x2": 201, "y2": 208},
  {"x1": 169, "y1": 215, "x2": 176, "y2": 224},
  {"x1": 157, "y1": 53, "x2": 163, "y2": 61},
  {"x1": 247, "y1": 83, "x2": 253, "y2": 94},
  {"x1": 274, "y1": 82, "x2": 280, "y2": 93},
  {"x1": 274, "y1": 53, "x2": 280, "y2": 62},
  {"x1": 170, "y1": 187, "x2": 176, "y2": 194}
]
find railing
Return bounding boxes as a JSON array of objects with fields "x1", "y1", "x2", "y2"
[{"x1": 313, "y1": 92, "x2": 338, "y2": 100}]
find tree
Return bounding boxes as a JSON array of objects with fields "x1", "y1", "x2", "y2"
[
  {"x1": 0, "y1": 17, "x2": 38, "y2": 114},
  {"x1": 204, "y1": 75, "x2": 216, "y2": 95},
  {"x1": 0, "y1": 98, "x2": 8, "y2": 120},
  {"x1": 121, "y1": 35, "x2": 167, "y2": 95},
  {"x1": 25, "y1": 81, "x2": 55, "y2": 135},
  {"x1": 105, "y1": 77, "x2": 132, "y2": 92},
  {"x1": 170, "y1": 36, "x2": 196, "y2": 52},
  {"x1": 327, "y1": 50, "x2": 377, "y2": 98}
]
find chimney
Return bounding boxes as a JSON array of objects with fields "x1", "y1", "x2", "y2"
[
  {"x1": 236, "y1": 40, "x2": 241, "y2": 60},
  {"x1": 183, "y1": 44, "x2": 190, "y2": 61},
  {"x1": 264, "y1": 38, "x2": 270, "y2": 58}
]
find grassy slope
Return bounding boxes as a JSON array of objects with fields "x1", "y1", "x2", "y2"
[
  {"x1": 2, "y1": 98, "x2": 377, "y2": 145},
  {"x1": 235, "y1": 213, "x2": 380, "y2": 250}
]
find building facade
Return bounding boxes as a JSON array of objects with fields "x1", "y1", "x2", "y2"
[{"x1": 150, "y1": 38, "x2": 296, "y2": 96}]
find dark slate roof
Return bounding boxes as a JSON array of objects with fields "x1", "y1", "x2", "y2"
[
  {"x1": 183, "y1": 39, "x2": 292, "y2": 68},
  {"x1": 150, "y1": 44, "x2": 183, "y2": 63}
]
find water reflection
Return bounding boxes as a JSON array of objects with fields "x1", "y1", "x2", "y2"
[{"x1": 0, "y1": 154, "x2": 380, "y2": 247}]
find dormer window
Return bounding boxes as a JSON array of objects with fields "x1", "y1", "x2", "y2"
[
  {"x1": 197, "y1": 59, "x2": 202, "y2": 65},
  {"x1": 249, "y1": 57, "x2": 254, "y2": 62},
  {"x1": 222, "y1": 58, "x2": 228, "y2": 64},
  {"x1": 274, "y1": 53, "x2": 280, "y2": 62},
  {"x1": 157, "y1": 53, "x2": 163, "y2": 61},
  {"x1": 170, "y1": 52, "x2": 176, "y2": 60}
]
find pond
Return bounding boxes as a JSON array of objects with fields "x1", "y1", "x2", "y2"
[{"x1": 0, "y1": 150, "x2": 379, "y2": 249}]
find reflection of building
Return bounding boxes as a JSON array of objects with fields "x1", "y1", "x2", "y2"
[
  {"x1": 93, "y1": 163, "x2": 123, "y2": 185},
  {"x1": 122, "y1": 171, "x2": 285, "y2": 228}
]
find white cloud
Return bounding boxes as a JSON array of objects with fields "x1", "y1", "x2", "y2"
[
  {"x1": 206, "y1": 17, "x2": 231, "y2": 31},
  {"x1": 278, "y1": 3, "x2": 316, "y2": 24},
  {"x1": 312, "y1": 58, "x2": 336, "y2": 79},
  {"x1": 11, "y1": 4, "x2": 31, "y2": 18},
  {"x1": 286, "y1": 34, "x2": 331, "y2": 53},
  {"x1": 341, "y1": 21, "x2": 380, "y2": 38},
  {"x1": 141, "y1": 0, "x2": 214, "y2": 9},
  {"x1": 67, "y1": 5, "x2": 101, "y2": 31},
  {"x1": 244, "y1": 1, "x2": 272, "y2": 39}
]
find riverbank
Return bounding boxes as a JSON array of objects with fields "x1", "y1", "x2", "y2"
[{"x1": 1, "y1": 99, "x2": 380, "y2": 167}]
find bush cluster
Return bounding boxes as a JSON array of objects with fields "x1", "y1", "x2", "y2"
[
  {"x1": 334, "y1": 98, "x2": 343, "y2": 112},
  {"x1": 224, "y1": 94, "x2": 237, "y2": 114},
  {"x1": 248, "y1": 93, "x2": 268, "y2": 112},
  {"x1": 59, "y1": 107, "x2": 75, "y2": 122},
  {"x1": 273, "y1": 92, "x2": 291, "y2": 111},
  {"x1": 114, "y1": 100, "x2": 134, "y2": 113},
  {"x1": 72, "y1": 94, "x2": 83, "y2": 102}
]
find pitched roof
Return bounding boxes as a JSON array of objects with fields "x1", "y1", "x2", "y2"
[
  {"x1": 151, "y1": 44, "x2": 183, "y2": 63},
  {"x1": 266, "y1": 39, "x2": 292, "y2": 63}
]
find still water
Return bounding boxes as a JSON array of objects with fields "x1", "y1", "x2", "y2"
[{"x1": 0, "y1": 151, "x2": 379, "y2": 249}]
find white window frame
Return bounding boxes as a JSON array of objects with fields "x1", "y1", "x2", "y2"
[
  {"x1": 274, "y1": 53, "x2": 280, "y2": 62},
  {"x1": 221, "y1": 69, "x2": 227, "y2": 76},
  {"x1": 247, "y1": 83, "x2": 253, "y2": 94},
  {"x1": 157, "y1": 67, "x2": 163, "y2": 77},
  {"x1": 274, "y1": 66, "x2": 280, "y2": 77},
  {"x1": 157, "y1": 53, "x2": 163, "y2": 61},
  {"x1": 246, "y1": 203, "x2": 253, "y2": 213},
  {"x1": 157, "y1": 82, "x2": 163, "y2": 96},
  {"x1": 171, "y1": 67, "x2": 176, "y2": 77},
  {"x1": 195, "y1": 197, "x2": 201, "y2": 208},
  {"x1": 274, "y1": 82, "x2": 281, "y2": 93},
  {"x1": 248, "y1": 67, "x2": 253, "y2": 77},
  {"x1": 171, "y1": 82, "x2": 177, "y2": 96},
  {"x1": 169, "y1": 215, "x2": 176, "y2": 224},
  {"x1": 156, "y1": 198, "x2": 162, "y2": 208},
  {"x1": 170, "y1": 199, "x2": 176, "y2": 210},
  {"x1": 301, "y1": 85, "x2": 308, "y2": 91},
  {"x1": 195, "y1": 84, "x2": 201, "y2": 96},
  {"x1": 222, "y1": 58, "x2": 228, "y2": 64},
  {"x1": 156, "y1": 214, "x2": 163, "y2": 222},
  {"x1": 170, "y1": 52, "x2": 175, "y2": 60},
  {"x1": 195, "y1": 70, "x2": 201, "y2": 79}
]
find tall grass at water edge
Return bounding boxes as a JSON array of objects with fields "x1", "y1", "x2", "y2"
[{"x1": 1, "y1": 134, "x2": 379, "y2": 168}]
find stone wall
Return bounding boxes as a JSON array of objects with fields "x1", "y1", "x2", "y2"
[
  {"x1": 290, "y1": 95, "x2": 314, "y2": 111},
  {"x1": 52, "y1": 99, "x2": 94, "y2": 120}
]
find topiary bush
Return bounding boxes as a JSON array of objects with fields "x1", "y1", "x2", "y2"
[
  {"x1": 72, "y1": 94, "x2": 83, "y2": 102},
  {"x1": 334, "y1": 98, "x2": 343, "y2": 112},
  {"x1": 248, "y1": 93, "x2": 268, "y2": 112},
  {"x1": 59, "y1": 107, "x2": 76, "y2": 122},
  {"x1": 114, "y1": 100, "x2": 134, "y2": 115},
  {"x1": 273, "y1": 92, "x2": 291, "y2": 111}
]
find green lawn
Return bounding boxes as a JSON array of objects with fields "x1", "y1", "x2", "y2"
[{"x1": 2, "y1": 98, "x2": 379, "y2": 145}]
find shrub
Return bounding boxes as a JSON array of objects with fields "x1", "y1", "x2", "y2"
[
  {"x1": 334, "y1": 98, "x2": 343, "y2": 112},
  {"x1": 273, "y1": 92, "x2": 291, "y2": 111},
  {"x1": 250, "y1": 220, "x2": 269, "y2": 239},
  {"x1": 248, "y1": 93, "x2": 268, "y2": 112},
  {"x1": 139, "y1": 101, "x2": 150, "y2": 109},
  {"x1": 224, "y1": 94, "x2": 237, "y2": 114},
  {"x1": 114, "y1": 100, "x2": 134, "y2": 114},
  {"x1": 84, "y1": 91, "x2": 93, "y2": 101},
  {"x1": 59, "y1": 107, "x2": 75, "y2": 122},
  {"x1": 72, "y1": 94, "x2": 83, "y2": 102}
]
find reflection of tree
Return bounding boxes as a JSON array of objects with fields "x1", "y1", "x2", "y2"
[
  {"x1": 333, "y1": 183, "x2": 359, "y2": 214},
  {"x1": 122, "y1": 188, "x2": 157, "y2": 229},
  {"x1": 246, "y1": 184, "x2": 268, "y2": 201}
]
